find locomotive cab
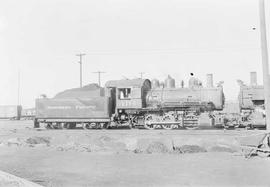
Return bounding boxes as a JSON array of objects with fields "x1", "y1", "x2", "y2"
[
  {"x1": 105, "y1": 78, "x2": 151, "y2": 110},
  {"x1": 105, "y1": 79, "x2": 151, "y2": 126}
]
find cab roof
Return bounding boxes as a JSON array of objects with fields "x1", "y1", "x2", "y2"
[{"x1": 105, "y1": 78, "x2": 151, "y2": 88}]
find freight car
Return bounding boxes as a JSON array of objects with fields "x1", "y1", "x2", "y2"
[
  {"x1": 21, "y1": 108, "x2": 36, "y2": 120},
  {"x1": 34, "y1": 74, "x2": 225, "y2": 129},
  {"x1": 237, "y1": 72, "x2": 266, "y2": 129},
  {"x1": 0, "y1": 105, "x2": 22, "y2": 120}
]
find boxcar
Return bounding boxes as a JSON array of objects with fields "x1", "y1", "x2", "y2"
[{"x1": 0, "y1": 105, "x2": 22, "y2": 120}]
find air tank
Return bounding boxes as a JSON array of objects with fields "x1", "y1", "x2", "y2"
[
  {"x1": 250, "y1": 72, "x2": 257, "y2": 86},
  {"x1": 206, "y1": 74, "x2": 214, "y2": 88},
  {"x1": 151, "y1": 79, "x2": 160, "y2": 89},
  {"x1": 165, "y1": 75, "x2": 175, "y2": 88}
]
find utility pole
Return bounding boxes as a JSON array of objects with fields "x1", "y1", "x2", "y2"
[
  {"x1": 93, "y1": 71, "x2": 106, "y2": 87},
  {"x1": 139, "y1": 72, "x2": 145, "y2": 79},
  {"x1": 17, "y1": 69, "x2": 20, "y2": 106},
  {"x1": 259, "y1": 0, "x2": 270, "y2": 130},
  {"x1": 76, "y1": 53, "x2": 86, "y2": 88}
]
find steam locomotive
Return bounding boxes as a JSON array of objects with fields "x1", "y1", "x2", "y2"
[
  {"x1": 34, "y1": 74, "x2": 225, "y2": 129},
  {"x1": 237, "y1": 72, "x2": 266, "y2": 129}
]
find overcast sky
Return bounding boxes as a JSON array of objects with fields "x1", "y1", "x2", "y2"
[{"x1": 0, "y1": 0, "x2": 270, "y2": 108}]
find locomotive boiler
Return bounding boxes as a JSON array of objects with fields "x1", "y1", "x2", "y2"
[{"x1": 34, "y1": 74, "x2": 225, "y2": 129}]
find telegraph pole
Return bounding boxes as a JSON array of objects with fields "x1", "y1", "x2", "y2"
[
  {"x1": 139, "y1": 72, "x2": 145, "y2": 79},
  {"x1": 93, "y1": 71, "x2": 106, "y2": 87},
  {"x1": 17, "y1": 69, "x2": 20, "y2": 106},
  {"x1": 76, "y1": 53, "x2": 86, "y2": 88},
  {"x1": 259, "y1": 0, "x2": 270, "y2": 130}
]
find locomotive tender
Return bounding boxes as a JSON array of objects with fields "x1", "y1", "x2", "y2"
[{"x1": 34, "y1": 74, "x2": 225, "y2": 129}]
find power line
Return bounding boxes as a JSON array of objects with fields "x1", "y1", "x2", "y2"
[
  {"x1": 76, "y1": 53, "x2": 86, "y2": 88},
  {"x1": 92, "y1": 71, "x2": 106, "y2": 87},
  {"x1": 82, "y1": 46, "x2": 260, "y2": 55}
]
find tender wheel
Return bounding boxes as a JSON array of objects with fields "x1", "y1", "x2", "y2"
[
  {"x1": 63, "y1": 123, "x2": 69, "y2": 129},
  {"x1": 82, "y1": 123, "x2": 90, "y2": 130},
  {"x1": 59, "y1": 123, "x2": 68, "y2": 129},
  {"x1": 46, "y1": 123, "x2": 53, "y2": 129},
  {"x1": 65, "y1": 123, "x2": 76, "y2": 129},
  {"x1": 90, "y1": 123, "x2": 98, "y2": 129},
  {"x1": 100, "y1": 123, "x2": 108, "y2": 129},
  {"x1": 69, "y1": 123, "x2": 77, "y2": 129},
  {"x1": 52, "y1": 123, "x2": 59, "y2": 129}
]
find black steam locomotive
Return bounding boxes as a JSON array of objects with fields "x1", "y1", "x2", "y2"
[
  {"x1": 237, "y1": 72, "x2": 266, "y2": 129},
  {"x1": 34, "y1": 74, "x2": 225, "y2": 129}
]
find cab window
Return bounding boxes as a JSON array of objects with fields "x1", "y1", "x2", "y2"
[{"x1": 119, "y1": 88, "x2": 131, "y2": 99}]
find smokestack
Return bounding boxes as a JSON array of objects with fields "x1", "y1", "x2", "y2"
[
  {"x1": 206, "y1": 74, "x2": 213, "y2": 88},
  {"x1": 250, "y1": 72, "x2": 257, "y2": 86}
]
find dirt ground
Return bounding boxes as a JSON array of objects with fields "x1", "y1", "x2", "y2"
[{"x1": 0, "y1": 120, "x2": 270, "y2": 187}]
